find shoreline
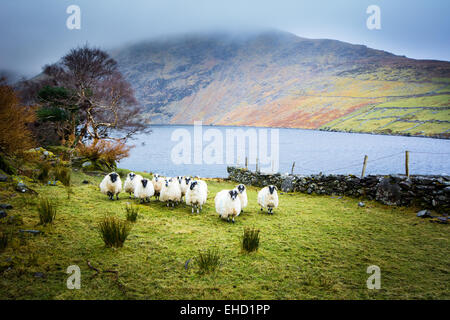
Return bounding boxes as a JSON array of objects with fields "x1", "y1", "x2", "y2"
[{"x1": 146, "y1": 123, "x2": 450, "y2": 140}]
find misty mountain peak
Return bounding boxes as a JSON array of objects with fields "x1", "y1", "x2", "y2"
[{"x1": 111, "y1": 30, "x2": 450, "y2": 127}]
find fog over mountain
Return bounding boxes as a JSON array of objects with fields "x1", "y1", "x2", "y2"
[
  {"x1": 111, "y1": 29, "x2": 450, "y2": 135},
  {"x1": 1, "y1": 0, "x2": 450, "y2": 76}
]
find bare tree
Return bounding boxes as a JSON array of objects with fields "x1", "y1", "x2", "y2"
[{"x1": 28, "y1": 45, "x2": 149, "y2": 146}]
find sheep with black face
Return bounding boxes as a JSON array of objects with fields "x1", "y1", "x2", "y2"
[
  {"x1": 185, "y1": 180, "x2": 207, "y2": 214},
  {"x1": 152, "y1": 174, "x2": 164, "y2": 200},
  {"x1": 257, "y1": 185, "x2": 279, "y2": 214},
  {"x1": 215, "y1": 188, "x2": 241, "y2": 223},
  {"x1": 100, "y1": 172, "x2": 122, "y2": 200},
  {"x1": 160, "y1": 177, "x2": 182, "y2": 207},
  {"x1": 124, "y1": 172, "x2": 143, "y2": 198},
  {"x1": 134, "y1": 178, "x2": 155, "y2": 203},
  {"x1": 236, "y1": 184, "x2": 248, "y2": 213},
  {"x1": 178, "y1": 176, "x2": 192, "y2": 201}
]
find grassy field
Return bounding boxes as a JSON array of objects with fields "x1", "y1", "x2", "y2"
[
  {"x1": 0, "y1": 169, "x2": 449, "y2": 300},
  {"x1": 322, "y1": 95, "x2": 450, "y2": 137}
]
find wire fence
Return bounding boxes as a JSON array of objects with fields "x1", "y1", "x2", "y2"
[
  {"x1": 291, "y1": 151, "x2": 450, "y2": 176},
  {"x1": 242, "y1": 150, "x2": 450, "y2": 176}
]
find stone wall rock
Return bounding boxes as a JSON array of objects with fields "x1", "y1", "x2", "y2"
[{"x1": 227, "y1": 166, "x2": 450, "y2": 213}]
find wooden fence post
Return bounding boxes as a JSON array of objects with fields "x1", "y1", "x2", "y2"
[
  {"x1": 361, "y1": 155, "x2": 368, "y2": 178},
  {"x1": 291, "y1": 161, "x2": 295, "y2": 175},
  {"x1": 245, "y1": 157, "x2": 248, "y2": 170},
  {"x1": 256, "y1": 157, "x2": 259, "y2": 173},
  {"x1": 405, "y1": 151, "x2": 410, "y2": 178}
]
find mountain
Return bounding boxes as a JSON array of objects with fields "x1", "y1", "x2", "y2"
[{"x1": 111, "y1": 30, "x2": 450, "y2": 137}]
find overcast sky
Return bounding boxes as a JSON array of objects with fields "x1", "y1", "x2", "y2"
[{"x1": 1, "y1": 0, "x2": 449, "y2": 77}]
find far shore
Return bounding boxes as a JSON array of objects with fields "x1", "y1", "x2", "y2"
[{"x1": 143, "y1": 123, "x2": 450, "y2": 140}]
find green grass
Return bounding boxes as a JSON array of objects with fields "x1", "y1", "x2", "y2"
[
  {"x1": 196, "y1": 248, "x2": 221, "y2": 274},
  {"x1": 36, "y1": 197, "x2": 57, "y2": 225},
  {"x1": 54, "y1": 166, "x2": 71, "y2": 187},
  {"x1": 323, "y1": 95, "x2": 450, "y2": 136},
  {"x1": 0, "y1": 169, "x2": 448, "y2": 300},
  {"x1": 98, "y1": 216, "x2": 131, "y2": 248},
  {"x1": 0, "y1": 232, "x2": 9, "y2": 252},
  {"x1": 241, "y1": 227, "x2": 260, "y2": 253},
  {"x1": 125, "y1": 204, "x2": 139, "y2": 222}
]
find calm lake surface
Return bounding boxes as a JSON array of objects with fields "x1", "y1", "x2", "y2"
[{"x1": 119, "y1": 125, "x2": 450, "y2": 178}]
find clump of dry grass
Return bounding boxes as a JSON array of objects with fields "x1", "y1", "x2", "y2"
[
  {"x1": 0, "y1": 232, "x2": 9, "y2": 252},
  {"x1": 125, "y1": 204, "x2": 139, "y2": 222},
  {"x1": 98, "y1": 216, "x2": 131, "y2": 248},
  {"x1": 241, "y1": 227, "x2": 260, "y2": 253},
  {"x1": 37, "y1": 197, "x2": 56, "y2": 225},
  {"x1": 197, "y1": 248, "x2": 221, "y2": 274}
]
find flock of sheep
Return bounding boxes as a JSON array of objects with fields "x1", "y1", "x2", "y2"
[{"x1": 99, "y1": 171, "x2": 279, "y2": 223}]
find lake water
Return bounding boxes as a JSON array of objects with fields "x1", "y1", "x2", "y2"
[{"x1": 119, "y1": 125, "x2": 450, "y2": 178}]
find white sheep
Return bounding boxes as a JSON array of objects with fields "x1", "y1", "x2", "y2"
[
  {"x1": 197, "y1": 179, "x2": 208, "y2": 195},
  {"x1": 257, "y1": 185, "x2": 279, "y2": 214},
  {"x1": 152, "y1": 174, "x2": 165, "y2": 200},
  {"x1": 185, "y1": 180, "x2": 207, "y2": 214},
  {"x1": 134, "y1": 178, "x2": 155, "y2": 203},
  {"x1": 194, "y1": 179, "x2": 208, "y2": 201},
  {"x1": 177, "y1": 176, "x2": 191, "y2": 201},
  {"x1": 214, "y1": 189, "x2": 241, "y2": 223},
  {"x1": 124, "y1": 172, "x2": 143, "y2": 198},
  {"x1": 99, "y1": 172, "x2": 122, "y2": 200},
  {"x1": 236, "y1": 184, "x2": 248, "y2": 212},
  {"x1": 191, "y1": 178, "x2": 208, "y2": 198},
  {"x1": 160, "y1": 177, "x2": 182, "y2": 207}
]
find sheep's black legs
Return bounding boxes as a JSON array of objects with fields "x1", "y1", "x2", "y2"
[
  {"x1": 107, "y1": 191, "x2": 113, "y2": 200},
  {"x1": 116, "y1": 194, "x2": 119, "y2": 200},
  {"x1": 191, "y1": 204, "x2": 200, "y2": 214},
  {"x1": 167, "y1": 200, "x2": 175, "y2": 207}
]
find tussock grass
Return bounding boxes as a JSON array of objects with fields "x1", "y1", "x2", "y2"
[
  {"x1": 0, "y1": 232, "x2": 9, "y2": 252},
  {"x1": 125, "y1": 204, "x2": 139, "y2": 222},
  {"x1": 54, "y1": 165, "x2": 73, "y2": 199},
  {"x1": 197, "y1": 248, "x2": 221, "y2": 274},
  {"x1": 241, "y1": 227, "x2": 260, "y2": 253},
  {"x1": 54, "y1": 166, "x2": 71, "y2": 186},
  {"x1": 18, "y1": 194, "x2": 37, "y2": 208},
  {"x1": 37, "y1": 197, "x2": 56, "y2": 225},
  {"x1": 98, "y1": 216, "x2": 131, "y2": 248},
  {"x1": 36, "y1": 162, "x2": 51, "y2": 184},
  {"x1": 0, "y1": 169, "x2": 449, "y2": 300}
]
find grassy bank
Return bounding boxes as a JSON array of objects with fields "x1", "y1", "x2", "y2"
[
  {"x1": 0, "y1": 169, "x2": 448, "y2": 299},
  {"x1": 321, "y1": 95, "x2": 450, "y2": 138}
]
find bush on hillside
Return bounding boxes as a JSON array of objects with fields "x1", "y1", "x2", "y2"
[
  {"x1": 76, "y1": 139, "x2": 132, "y2": 171},
  {"x1": 0, "y1": 78, "x2": 36, "y2": 155}
]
